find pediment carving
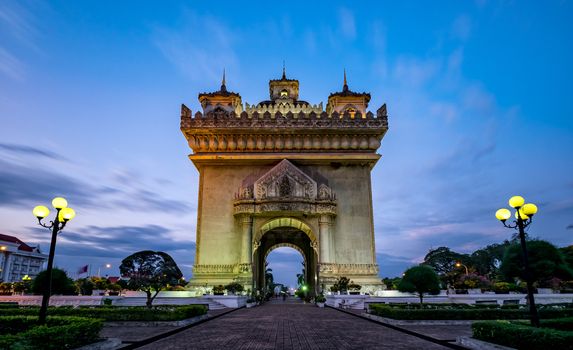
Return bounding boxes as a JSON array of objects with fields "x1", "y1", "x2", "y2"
[{"x1": 254, "y1": 160, "x2": 317, "y2": 200}]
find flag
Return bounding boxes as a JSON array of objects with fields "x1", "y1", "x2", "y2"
[{"x1": 77, "y1": 265, "x2": 88, "y2": 275}]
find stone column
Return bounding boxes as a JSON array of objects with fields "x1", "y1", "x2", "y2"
[
  {"x1": 240, "y1": 215, "x2": 253, "y2": 265},
  {"x1": 319, "y1": 215, "x2": 333, "y2": 263}
]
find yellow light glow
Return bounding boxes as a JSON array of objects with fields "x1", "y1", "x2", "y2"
[
  {"x1": 33, "y1": 205, "x2": 50, "y2": 219},
  {"x1": 455, "y1": 262, "x2": 461, "y2": 267},
  {"x1": 59, "y1": 207, "x2": 76, "y2": 221},
  {"x1": 522, "y1": 203, "x2": 538, "y2": 216},
  {"x1": 508, "y1": 196, "x2": 525, "y2": 208},
  {"x1": 0, "y1": 246, "x2": 6, "y2": 251},
  {"x1": 515, "y1": 209, "x2": 529, "y2": 220},
  {"x1": 495, "y1": 208, "x2": 511, "y2": 221},
  {"x1": 52, "y1": 197, "x2": 68, "y2": 209}
]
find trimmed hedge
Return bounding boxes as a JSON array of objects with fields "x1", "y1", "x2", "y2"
[
  {"x1": 368, "y1": 304, "x2": 573, "y2": 320},
  {"x1": 0, "y1": 316, "x2": 103, "y2": 350},
  {"x1": 473, "y1": 320, "x2": 573, "y2": 350},
  {"x1": 0, "y1": 305, "x2": 208, "y2": 321},
  {"x1": 512, "y1": 317, "x2": 573, "y2": 331}
]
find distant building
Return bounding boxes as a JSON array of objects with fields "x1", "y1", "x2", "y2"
[{"x1": 0, "y1": 233, "x2": 48, "y2": 282}]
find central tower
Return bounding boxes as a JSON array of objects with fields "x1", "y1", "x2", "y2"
[{"x1": 180, "y1": 70, "x2": 389, "y2": 294}]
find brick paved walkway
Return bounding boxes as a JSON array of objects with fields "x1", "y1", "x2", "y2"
[{"x1": 138, "y1": 299, "x2": 452, "y2": 350}]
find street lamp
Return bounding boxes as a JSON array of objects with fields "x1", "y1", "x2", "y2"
[
  {"x1": 33, "y1": 197, "x2": 76, "y2": 324},
  {"x1": 495, "y1": 195, "x2": 539, "y2": 327},
  {"x1": 455, "y1": 262, "x2": 469, "y2": 275},
  {"x1": 97, "y1": 263, "x2": 112, "y2": 277}
]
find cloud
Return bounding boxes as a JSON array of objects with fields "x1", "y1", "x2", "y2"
[
  {"x1": 393, "y1": 57, "x2": 440, "y2": 87},
  {"x1": 0, "y1": 143, "x2": 191, "y2": 213},
  {"x1": 567, "y1": 225, "x2": 573, "y2": 230},
  {"x1": 151, "y1": 11, "x2": 238, "y2": 85},
  {"x1": 338, "y1": 8, "x2": 356, "y2": 40},
  {"x1": 0, "y1": 159, "x2": 94, "y2": 208},
  {"x1": 0, "y1": 142, "x2": 67, "y2": 161},
  {"x1": 0, "y1": 47, "x2": 25, "y2": 80},
  {"x1": 451, "y1": 14, "x2": 472, "y2": 41}
]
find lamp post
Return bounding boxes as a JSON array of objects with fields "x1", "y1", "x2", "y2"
[
  {"x1": 455, "y1": 262, "x2": 469, "y2": 275},
  {"x1": 495, "y1": 195, "x2": 539, "y2": 327},
  {"x1": 33, "y1": 197, "x2": 76, "y2": 324}
]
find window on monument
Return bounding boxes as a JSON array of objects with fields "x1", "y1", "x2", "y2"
[
  {"x1": 280, "y1": 89, "x2": 288, "y2": 98},
  {"x1": 266, "y1": 247, "x2": 305, "y2": 296}
]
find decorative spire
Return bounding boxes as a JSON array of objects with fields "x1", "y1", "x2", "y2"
[
  {"x1": 343, "y1": 69, "x2": 348, "y2": 92},
  {"x1": 282, "y1": 60, "x2": 286, "y2": 80},
  {"x1": 221, "y1": 69, "x2": 227, "y2": 92}
]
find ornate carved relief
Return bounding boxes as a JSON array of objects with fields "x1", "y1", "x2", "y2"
[
  {"x1": 318, "y1": 263, "x2": 379, "y2": 275},
  {"x1": 193, "y1": 263, "x2": 253, "y2": 274},
  {"x1": 254, "y1": 160, "x2": 317, "y2": 200},
  {"x1": 234, "y1": 160, "x2": 336, "y2": 217}
]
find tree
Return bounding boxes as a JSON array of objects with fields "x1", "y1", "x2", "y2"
[
  {"x1": 31, "y1": 268, "x2": 76, "y2": 295},
  {"x1": 423, "y1": 247, "x2": 469, "y2": 275},
  {"x1": 119, "y1": 250, "x2": 183, "y2": 308},
  {"x1": 500, "y1": 240, "x2": 573, "y2": 285},
  {"x1": 75, "y1": 278, "x2": 95, "y2": 295},
  {"x1": 560, "y1": 245, "x2": 573, "y2": 271},
  {"x1": 398, "y1": 265, "x2": 441, "y2": 304},
  {"x1": 470, "y1": 241, "x2": 511, "y2": 280},
  {"x1": 382, "y1": 277, "x2": 402, "y2": 290},
  {"x1": 330, "y1": 276, "x2": 350, "y2": 293}
]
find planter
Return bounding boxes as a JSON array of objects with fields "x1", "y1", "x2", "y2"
[{"x1": 316, "y1": 302, "x2": 325, "y2": 308}]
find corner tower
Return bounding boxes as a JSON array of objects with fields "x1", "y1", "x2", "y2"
[{"x1": 181, "y1": 69, "x2": 389, "y2": 294}]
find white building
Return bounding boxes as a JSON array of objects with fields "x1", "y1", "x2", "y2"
[{"x1": 0, "y1": 233, "x2": 47, "y2": 282}]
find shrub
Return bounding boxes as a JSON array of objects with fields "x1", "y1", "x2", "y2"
[
  {"x1": 224, "y1": 282, "x2": 244, "y2": 294},
  {"x1": 32, "y1": 268, "x2": 76, "y2": 295},
  {"x1": 213, "y1": 285, "x2": 225, "y2": 295},
  {"x1": 315, "y1": 294, "x2": 326, "y2": 303},
  {"x1": 454, "y1": 273, "x2": 491, "y2": 290},
  {"x1": 473, "y1": 320, "x2": 573, "y2": 350},
  {"x1": 0, "y1": 305, "x2": 208, "y2": 321},
  {"x1": 368, "y1": 304, "x2": 573, "y2": 320},
  {"x1": 492, "y1": 281, "x2": 518, "y2": 294},
  {"x1": 0, "y1": 316, "x2": 103, "y2": 350}
]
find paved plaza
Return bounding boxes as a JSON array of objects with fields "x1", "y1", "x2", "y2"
[{"x1": 137, "y1": 299, "x2": 456, "y2": 350}]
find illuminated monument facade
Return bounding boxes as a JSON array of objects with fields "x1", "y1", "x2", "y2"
[{"x1": 180, "y1": 69, "x2": 388, "y2": 293}]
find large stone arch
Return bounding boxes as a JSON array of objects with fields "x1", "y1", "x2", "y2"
[
  {"x1": 253, "y1": 218, "x2": 319, "y2": 294},
  {"x1": 255, "y1": 217, "x2": 317, "y2": 249}
]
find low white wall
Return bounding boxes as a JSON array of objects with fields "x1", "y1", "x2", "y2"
[{"x1": 206, "y1": 295, "x2": 247, "y2": 308}]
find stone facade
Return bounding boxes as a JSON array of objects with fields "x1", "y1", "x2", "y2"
[{"x1": 181, "y1": 70, "x2": 388, "y2": 293}]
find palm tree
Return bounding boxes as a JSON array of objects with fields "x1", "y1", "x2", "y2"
[{"x1": 296, "y1": 260, "x2": 305, "y2": 286}]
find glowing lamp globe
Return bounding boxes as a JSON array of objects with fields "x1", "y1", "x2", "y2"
[
  {"x1": 522, "y1": 203, "x2": 538, "y2": 216},
  {"x1": 33, "y1": 205, "x2": 50, "y2": 219},
  {"x1": 515, "y1": 210, "x2": 529, "y2": 220},
  {"x1": 59, "y1": 207, "x2": 76, "y2": 222},
  {"x1": 52, "y1": 197, "x2": 68, "y2": 209},
  {"x1": 495, "y1": 208, "x2": 511, "y2": 221},
  {"x1": 508, "y1": 196, "x2": 525, "y2": 208}
]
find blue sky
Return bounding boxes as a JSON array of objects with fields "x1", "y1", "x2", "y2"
[{"x1": 0, "y1": 1, "x2": 572, "y2": 287}]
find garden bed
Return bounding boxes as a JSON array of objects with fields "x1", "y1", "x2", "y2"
[
  {"x1": 472, "y1": 320, "x2": 573, "y2": 350},
  {"x1": 368, "y1": 303, "x2": 573, "y2": 320},
  {"x1": 0, "y1": 316, "x2": 103, "y2": 350},
  {"x1": 0, "y1": 305, "x2": 208, "y2": 321}
]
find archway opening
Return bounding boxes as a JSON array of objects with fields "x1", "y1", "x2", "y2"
[
  {"x1": 266, "y1": 246, "x2": 305, "y2": 296},
  {"x1": 253, "y1": 226, "x2": 318, "y2": 296}
]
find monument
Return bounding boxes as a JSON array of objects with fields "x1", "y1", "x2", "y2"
[{"x1": 180, "y1": 69, "x2": 388, "y2": 294}]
